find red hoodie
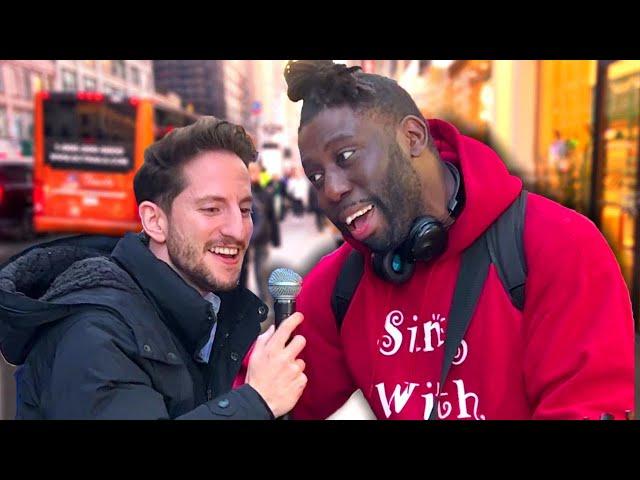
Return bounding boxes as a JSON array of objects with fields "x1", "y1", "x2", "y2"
[{"x1": 290, "y1": 119, "x2": 635, "y2": 420}]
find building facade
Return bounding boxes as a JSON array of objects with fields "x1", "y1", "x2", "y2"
[
  {"x1": 0, "y1": 60, "x2": 55, "y2": 160},
  {"x1": 153, "y1": 60, "x2": 225, "y2": 117},
  {"x1": 54, "y1": 60, "x2": 155, "y2": 97}
]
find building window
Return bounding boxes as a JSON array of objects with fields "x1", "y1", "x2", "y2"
[
  {"x1": 130, "y1": 66, "x2": 140, "y2": 86},
  {"x1": 0, "y1": 107, "x2": 8, "y2": 138},
  {"x1": 84, "y1": 76, "x2": 97, "y2": 91},
  {"x1": 111, "y1": 60, "x2": 126, "y2": 79},
  {"x1": 104, "y1": 84, "x2": 123, "y2": 97},
  {"x1": 12, "y1": 67, "x2": 23, "y2": 97},
  {"x1": 14, "y1": 111, "x2": 33, "y2": 140},
  {"x1": 24, "y1": 72, "x2": 32, "y2": 99},
  {"x1": 62, "y1": 69, "x2": 78, "y2": 91}
]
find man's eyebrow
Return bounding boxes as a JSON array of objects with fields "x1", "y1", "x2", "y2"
[
  {"x1": 195, "y1": 195, "x2": 253, "y2": 204},
  {"x1": 195, "y1": 195, "x2": 226, "y2": 203},
  {"x1": 323, "y1": 132, "x2": 355, "y2": 152}
]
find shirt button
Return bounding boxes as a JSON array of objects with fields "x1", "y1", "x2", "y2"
[
  {"x1": 217, "y1": 399, "x2": 230, "y2": 408},
  {"x1": 167, "y1": 352, "x2": 177, "y2": 361},
  {"x1": 230, "y1": 352, "x2": 239, "y2": 362},
  {"x1": 258, "y1": 306, "x2": 267, "y2": 316},
  {"x1": 143, "y1": 344, "x2": 152, "y2": 353}
]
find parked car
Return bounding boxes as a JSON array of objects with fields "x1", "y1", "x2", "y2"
[{"x1": 0, "y1": 159, "x2": 34, "y2": 240}]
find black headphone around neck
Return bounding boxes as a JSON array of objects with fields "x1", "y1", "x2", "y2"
[{"x1": 371, "y1": 162, "x2": 464, "y2": 284}]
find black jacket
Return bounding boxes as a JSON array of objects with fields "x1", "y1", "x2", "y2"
[
  {"x1": 0, "y1": 232, "x2": 273, "y2": 419},
  {"x1": 251, "y1": 183, "x2": 280, "y2": 248}
]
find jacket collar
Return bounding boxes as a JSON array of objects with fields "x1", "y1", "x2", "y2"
[{"x1": 111, "y1": 233, "x2": 268, "y2": 357}]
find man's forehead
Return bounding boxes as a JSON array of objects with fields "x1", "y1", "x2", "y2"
[
  {"x1": 181, "y1": 152, "x2": 249, "y2": 194},
  {"x1": 300, "y1": 107, "x2": 376, "y2": 148}
]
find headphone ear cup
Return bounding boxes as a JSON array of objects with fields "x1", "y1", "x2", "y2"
[
  {"x1": 407, "y1": 217, "x2": 448, "y2": 263},
  {"x1": 372, "y1": 250, "x2": 415, "y2": 284}
]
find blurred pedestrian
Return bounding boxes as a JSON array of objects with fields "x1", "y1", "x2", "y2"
[
  {"x1": 287, "y1": 167, "x2": 309, "y2": 217},
  {"x1": 245, "y1": 161, "x2": 281, "y2": 304}
]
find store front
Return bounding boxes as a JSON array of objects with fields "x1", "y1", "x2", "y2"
[
  {"x1": 535, "y1": 60, "x2": 596, "y2": 214},
  {"x1": 536, "y1": 60, "x2": 639, "y2": 325},
  {"x1": 591, "y1": 60, "x2": 640, "y2": 325}
]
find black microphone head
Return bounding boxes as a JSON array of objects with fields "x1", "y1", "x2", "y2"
[{"x1": 268, "y1": 268, "x2": 302, "y2": 301}]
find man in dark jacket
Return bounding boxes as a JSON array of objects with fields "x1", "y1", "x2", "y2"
[
  {"x1": 0, "y1": 117, "x2": 308, "y2": 419},
  {"x1": 242, "y1": 161, "x2": 280, "y2": 304}
]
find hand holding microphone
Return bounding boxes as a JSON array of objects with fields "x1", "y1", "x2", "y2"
[
  {"x1": 245, "y1": 312, "x2": 307, "y2": 418},
  {"x1": 245, "y1": 268, "x2": 306, "y2": 419}
]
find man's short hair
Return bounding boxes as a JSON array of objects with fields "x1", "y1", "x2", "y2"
[{"x1": 134, "y1": 116, "x2": 257, "y2": 212}]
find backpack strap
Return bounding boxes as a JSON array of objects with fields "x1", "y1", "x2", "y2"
[
  {"x1": 429, "y1": 232, "x2": 491, "y2": 419},
  {"x1": 486, "y1": 190, "x2": 528, "y2": 311},
  {"x1": 429, "y1": 190, "x2": 528, "y2": 419},
  {"x1": 331, "y1": 249, "x2": 365, "y2": 331}
]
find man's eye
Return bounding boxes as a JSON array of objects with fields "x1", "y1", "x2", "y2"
[
  {"x1": 202, "y1": 207, "x2": 220, "y2": 214},
  {"x1": 241, "y1": 208, "x2": 253, "y2": 216},
  {"x1": 337, "y1": 150, "x2": 355, "y2": 163},
  {"x1": 309, "y1": 173, "x2": 324, "y2": 185}
]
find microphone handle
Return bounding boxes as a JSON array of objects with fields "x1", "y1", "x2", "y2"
[
  {"x1": 273, "y1": 299, "x2": 296, "y2": 421},
  {"x1": 274, "y1": 299, "x2": 296, "y2": 328}
]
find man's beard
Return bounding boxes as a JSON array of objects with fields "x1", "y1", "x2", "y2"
[
  {"x1": 166, "y1": 224, "x2": 240, "y2": 293},
  {"x1": 360, "y1": 140, "x2": 424, "y2": 253}
]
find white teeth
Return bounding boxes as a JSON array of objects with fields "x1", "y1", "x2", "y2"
[
  {"x1": 211, "y1": 247, "x2": 239, "y2": 255},
  {"x1": 346, "y1": 205, "x2": 374, "y2": 226}
]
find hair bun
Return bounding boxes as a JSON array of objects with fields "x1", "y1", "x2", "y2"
[{"x1": 284, "y1": 60, "x2": 362, "y2": 102}]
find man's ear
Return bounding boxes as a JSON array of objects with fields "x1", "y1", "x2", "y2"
[
  {"x1": 139, "y1": 200, "x2": 169, "y2": 244},
  {"x1": 400, "y1": 115, "x2": 429, "y2": 157}
]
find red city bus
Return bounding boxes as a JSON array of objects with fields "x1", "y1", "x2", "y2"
[{"x1": 33, "y1": 91, "x2": 198, "y2": 236}]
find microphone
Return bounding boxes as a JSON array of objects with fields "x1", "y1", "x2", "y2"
[
  {"x1": 267, "y1": 268, "x2": 302, "y2": 421},
  {"x1": 268, "y1": 268, "x2": 303, "y2": 328}
]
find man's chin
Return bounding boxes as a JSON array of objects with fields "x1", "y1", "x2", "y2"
[
  {"x1": 365, "y1": 240, "x2": 393, "y2": 254},
  {"x1": 212, "y1": 276, "x2": 241, "y2": 292},
  {"x1": 355, "y1": 229, "x2": 392, "y2": 252}
]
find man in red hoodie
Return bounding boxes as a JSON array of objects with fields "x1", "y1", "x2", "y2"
[{"x1": 283, "y1": 60, "x2": 635, "y2": 420}]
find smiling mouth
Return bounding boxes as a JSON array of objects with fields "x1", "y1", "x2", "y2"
[
  {"x1": 345, "y1": 204, "x2": 374, "y2": 231},
  {"x1": 208, "y1": 246, "x2": 241, "y2": 260}
]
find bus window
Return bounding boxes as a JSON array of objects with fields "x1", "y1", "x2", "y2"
[
  {"x1": 43, "y1": 97, "x2": 136, "y2": 173},
  {"x1": 153, "y1": 106, "x2": 197, "y2": 140}
]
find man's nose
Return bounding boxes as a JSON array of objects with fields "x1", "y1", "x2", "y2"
[
  {"x1": 220, "y1": 207, "x2": 246, "y2": 241},
  {"x1": 324, "y1": 168, "x2": 351, "y2": 203}
]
